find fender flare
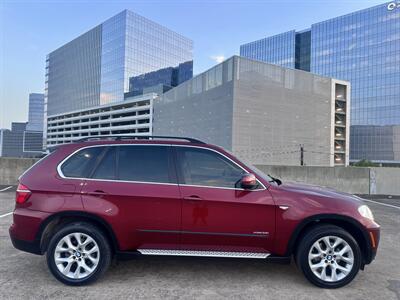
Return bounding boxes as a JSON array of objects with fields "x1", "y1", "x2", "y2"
[
  {"x1": 285, "y1": 214, "x2": 373, "y2": 263},
  {"x1": 35, "y1": 210, "x2": 120, "y2": 253}
]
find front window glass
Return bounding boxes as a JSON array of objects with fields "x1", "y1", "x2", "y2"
[{"x1": 177, "y1": 147, "x2": 245, "y2": 188}]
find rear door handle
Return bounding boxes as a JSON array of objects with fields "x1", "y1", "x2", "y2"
[
  {"x1": 87, "y1": 190, "x2": 108, "y2": 195},
  {"x1": 183, "y1": 195, "x2": 203, "y2": 201}
]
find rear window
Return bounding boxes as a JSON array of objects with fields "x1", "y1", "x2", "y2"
[
  {"x1": 117, "y1": 145, "x2": 171, "y2": 183},
  {"x1": 60, "y1": 145, "x2": 173, "y2": 183},
  {"x1": 91, "y1": 147, "x2": 117, "y2": 180},
  {"x1": 60, "y1": 147, "x2": 103, "y2": 178}
]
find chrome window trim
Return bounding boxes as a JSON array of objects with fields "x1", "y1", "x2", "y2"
[
  {"x1": 178, "y1": 183, "x2": 265, "y2": 192},
  {"x1": 57, "y1": 144, "x2": 175, "y2": 185},
  {"x1": 56, "y1": 143, "x2": 267, "y2": 191}
]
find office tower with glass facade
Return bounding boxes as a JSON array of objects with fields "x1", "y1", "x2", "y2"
[
  {"x1": 126, "y1": 61, "x2": 193, "y2": 97},
  {"x1": 240, "y1": 2, "x2": 400, "y2": 164},
  {"x1": 26, "y1": 93, "x2": 44, "y2": 132},
  {"x1": 0, "y1": 123, "x2": 43, "y2": 158},
  {"x1": 45, "y1": 9, "x2": 193, "y2": 117},
  {"x1": 240, "y1": 31, "x2": 296, "y2": 69}
]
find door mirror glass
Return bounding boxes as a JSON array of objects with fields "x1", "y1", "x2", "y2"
[{"x1": 240, "y1": 173, "x2": 257, "y2": 189}]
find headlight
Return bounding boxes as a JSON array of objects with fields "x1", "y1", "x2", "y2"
[{"x1": 358, "y1": 205, "x2": 374, "y2": 221}]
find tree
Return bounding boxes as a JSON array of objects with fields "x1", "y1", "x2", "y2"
[{"x1": 352, "y1": 159, "x2": 379, "y2": 167}]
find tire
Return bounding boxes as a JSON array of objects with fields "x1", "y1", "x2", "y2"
[
  {"x1": 295, "y1": 224, "x2": 362, "y2": 288},
  {"x1": 46, "y1": 222, "x2": 112, "y2": 286}
]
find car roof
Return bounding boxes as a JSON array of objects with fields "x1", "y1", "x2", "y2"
[{"x1": 47, "y1": 136, "x2": 233, "y2": 159}]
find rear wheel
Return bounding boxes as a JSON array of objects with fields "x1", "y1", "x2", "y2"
[
  {"x1": 46, "y1": 222, "x2": 112, "y2": 285},
  {"x1": 296, "y1": 225, "x2": 362, "y2": 288}
]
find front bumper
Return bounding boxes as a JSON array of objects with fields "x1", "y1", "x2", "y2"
[{"x1": 365, "y1": 226, "x2": 380, "y2": 264}]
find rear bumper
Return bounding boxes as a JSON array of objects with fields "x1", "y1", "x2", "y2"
[
  {"x1": 9, "y1": 230, "x2": 42, "y2": 255},
  {"x1": 9, "y1": 208, "x2": 50, "y2": 255}
]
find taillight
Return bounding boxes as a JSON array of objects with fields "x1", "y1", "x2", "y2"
[{"x1": 16, "y1": 183, "x2": 31, "y2": 204}]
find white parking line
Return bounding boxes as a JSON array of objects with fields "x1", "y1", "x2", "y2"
[
  {"x1": 0, "y1": 186, "x2": 13, "y2": 192},
  {"x1": 362, "y1": 198, "x2": 400, "y2": 210},
  {"x1": 0, "y1": 212, "x2": 13, "y2": 218}
]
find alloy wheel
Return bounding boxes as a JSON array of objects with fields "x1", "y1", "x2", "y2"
[
  {"x1": 54, "y1": 232, "x2": 100, "y2": 279},
  {"x1": 308, "y1": 235, "x2": 354, "y2": 282}
]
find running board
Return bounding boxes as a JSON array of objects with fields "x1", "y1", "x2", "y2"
[{"x1": 137, "y1": 249, "x2": 270, "y2": 259}]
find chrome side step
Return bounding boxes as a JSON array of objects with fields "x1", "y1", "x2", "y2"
[{"x1": 137, "y1": 249, "x2": 270, "y2": 259}]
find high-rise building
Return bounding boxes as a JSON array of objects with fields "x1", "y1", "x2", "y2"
[
  {"x1": 0, "y1": 122, "x2": 43, "y2": 158},
  {"x1": 45, "y1": 9, "x2": 193, "y2": 117},
  {"x1": 153, "y1": 56, "x2": 350, "y2": 167},
  {"x1": 26, "y1": 93, "x2": 44, "y2": 132},
  {"x1": 240, "y1": 2, "x2": 400, "y2": 164},
  {"x1": 240, "y1": 31, "x2": 297, "y2": 69},
  {"x1": 126, "y1": 61, "x2": 193, "y2": 97},
  {"x1": 0, "y1": 92, "x2": 45, "y2": 157}
]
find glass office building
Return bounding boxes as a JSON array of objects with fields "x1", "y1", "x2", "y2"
[
  {"x1": 26, "y1": 93, "x2": 44, "y2": 132},
  {"x1": 127, "y1": 61, "x2": 193, "y2": 97},
  {"x1": 240, "y1": 31, "x2": 296, "y2": 69},
  {"x1": 240, "y1": 2, "x2": 400, "y2": 164},
  {"x1": 46, "y1": 10, "x2": 193, "y2": 116},
  {"x1": 0, "y1": 123, "x2": 43, "y2": 158}
]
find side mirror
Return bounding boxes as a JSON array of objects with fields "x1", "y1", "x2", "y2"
[{"x1": 240, "y1": 173, "x2": 257, "y2": 189}]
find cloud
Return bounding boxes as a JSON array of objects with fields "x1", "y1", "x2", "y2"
[{"x1": 210, "y1": 55, "x2": 225, "y2": 63}]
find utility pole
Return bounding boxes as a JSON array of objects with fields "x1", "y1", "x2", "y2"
[{"x1": 300, "y1": 144, "x2": 304, "y2": 166}]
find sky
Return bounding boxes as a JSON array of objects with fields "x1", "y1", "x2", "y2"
[{"x1": 0, "y1": 0, "x2": 386, "y2": 129}]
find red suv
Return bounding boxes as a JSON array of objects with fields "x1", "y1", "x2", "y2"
[{"x1": 9, "y1": 136, "x2": 380, "y2": 288}]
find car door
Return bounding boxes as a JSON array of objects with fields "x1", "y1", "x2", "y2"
[
  {"x1": 175, "y1": 146, "x2": 276, "y2": 253},
  {"x1": 80, "y1": 144, "x2": 181, "y2": 251}
]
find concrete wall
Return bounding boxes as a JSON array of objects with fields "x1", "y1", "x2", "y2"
[
  {"x1": 154, "y1": 56, "x2": 350, "y2": 167},
  {"x1": 1, "y1": 158, "x2": 399, "y2": 195},
  {"x1": 233, "y1": 56, "x2": 339, "y2": 167},
  {"x1": 0, "y1": 158, "x2": 39, "y2": 185},
  {"x1": 370, "y1": 167, "x2": 400, "y2": 195},
  {"x1": 255, "y1": 165, "x2": 370, "y2": 194},
  {"x1": 153, "y1": 61, "x2": 234, "y2": 150}
]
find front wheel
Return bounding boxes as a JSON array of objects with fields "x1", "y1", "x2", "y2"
[
  {"x1": 296, "y1": 225, "x2": 362, "y2": 288},
  {"x1": 46, "y1": 222, "x2": 112, "y2": 285}
]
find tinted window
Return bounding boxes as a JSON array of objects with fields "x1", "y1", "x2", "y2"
[
  {"x1": 61, "y1": 147, "x2": 103, "y2": 178},
  {"x1": 92, "y1": 147, "x2": 117, "y2": 180},
  {"x1": 177, "y1": 147, "x2": 245, "y2": 188},
  {"x1": 118, "y1": 146, "x2": 172, "y2": 183}
]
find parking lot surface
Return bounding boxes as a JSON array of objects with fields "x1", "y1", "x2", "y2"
[{"x1": 0, "y1": 186, "x2": 399, "y2": 299}]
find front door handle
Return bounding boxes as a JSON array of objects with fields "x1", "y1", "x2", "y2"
[{"x1": 183, "y1": 195, "x2": 203, "y2": 201}]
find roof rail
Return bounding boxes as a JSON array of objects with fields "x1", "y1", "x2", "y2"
[{"x1": 75, "y1": 135, "x2": 205, "y2": 144}]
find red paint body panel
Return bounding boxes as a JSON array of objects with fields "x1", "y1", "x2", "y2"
[
  {"x1": 10, "y1": 208, "x2": 51, "y2": 241},
  {"x1": 180, "y1": 185, "x2": 275, "y2": 252},
  {"x1": 9, "y1": 139, "x2": 380, "y2": 264},
  {"x1": 268, "y1": 182, "x2": 380, "y2": 255},
  {"x1": 80, "y1": 179, "x2": 181, "y2": 250}
]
